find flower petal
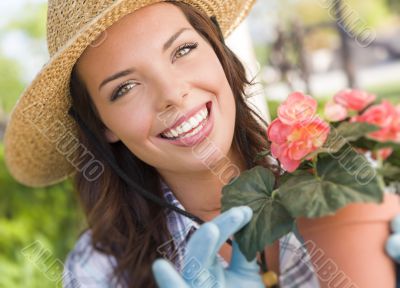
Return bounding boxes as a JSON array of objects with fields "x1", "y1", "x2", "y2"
[{"x1": 278, "y1": 91, "x2": 317, "y2": 125}]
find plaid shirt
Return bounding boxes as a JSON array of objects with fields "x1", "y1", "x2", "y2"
[{"x1": 63, "y1": 181, "x2": 320, "y2": 288}]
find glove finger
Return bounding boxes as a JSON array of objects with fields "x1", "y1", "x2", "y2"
[
  {"x1": 152, "y1": 259, "x2": 188, "y2": 288},
  {"x1": 386, "y1": 234, "x2": 400, "y2": 263},
  {"x1": 184, "y1": 206, "x2": 252, "y2": 271},
  {"x1": 184, "y1": 222, "x2": 220, "y2": 270},
  {"x1": 211, "y1": 206, "x2": 253, "y2": 255},
  {"x1": 228, "y1": 240, "x2": 260, "y2": 274},
  {"x1": 391, "y1": 214, "x2": 400, "y2": 233}
]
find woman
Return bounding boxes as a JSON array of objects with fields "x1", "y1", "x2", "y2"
[{"x1": 4, "y1": 1, "x2": 400, "y2": 287}]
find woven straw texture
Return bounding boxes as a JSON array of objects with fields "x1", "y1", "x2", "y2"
[{"x1": 4, "y1": 0, "x2": 257, "y2": 187}]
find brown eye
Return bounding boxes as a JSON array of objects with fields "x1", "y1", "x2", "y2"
[
  {"x1": 173, "y1": 42, "x2": 198, "y2": 62},
  {"x1": 111, "y1": 80, "x2": 137, "y2": 102}
]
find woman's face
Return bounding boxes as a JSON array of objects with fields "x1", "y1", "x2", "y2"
[{"x1": 76, "y1": 2, "x2": 237, "y2": 175}]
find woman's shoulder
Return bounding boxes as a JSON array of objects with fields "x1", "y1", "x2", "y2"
[{"x1": 62, "y1": 229, "x2": 119, "y2": 288}]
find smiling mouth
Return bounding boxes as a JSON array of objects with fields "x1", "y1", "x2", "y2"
[{"x1": 158, "y1": 101, "x2": 212, "y2": 141}]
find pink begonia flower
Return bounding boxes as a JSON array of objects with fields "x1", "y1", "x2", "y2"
[
  {"x1": 277, "y1": 92, "x2": 317, "y2": 125},
  {"x1": 334, "y1": 89, "x2": 376, "y2": 111},
  {"x1": 324, "y1": 100, "x2": 348, "y2": 122},
  {"x1": 270, "y1": 142, "x2": 302, "y2": 172},
  {"x1": 267, "y1": 118, "x2": 330, "y2": 172},
  {"x1": 352, "y1": 100, "x2": 400, "y2": 143},
  {"x1": 267, "y1": 118, "x2": 293, "y2": 144},
  {"x1": 394, "y1": 104, "x2": 400, "y2": 141},
  {"x1": 371, "y1": 148, "x2": 393, "y2": 161}
]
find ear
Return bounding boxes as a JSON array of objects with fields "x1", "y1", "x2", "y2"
[{"x1": 104, "y1": 128, "x2": 120, "y2": 143}]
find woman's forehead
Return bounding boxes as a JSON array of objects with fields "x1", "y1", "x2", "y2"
[{"x1": 76, "y1": 2, "x2": 195, "y2": 80}]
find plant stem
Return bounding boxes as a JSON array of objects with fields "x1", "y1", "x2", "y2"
[
  {"x1": 271, "y1": 189, "x2": 279, "y2": 200},
  {"x1": 312, "y1": 157, "x2": 321, "y2": 180}
]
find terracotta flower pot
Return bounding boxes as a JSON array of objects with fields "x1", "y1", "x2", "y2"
[{"x1": 296, "y1": 193, "x2": 400, "y2": 288}]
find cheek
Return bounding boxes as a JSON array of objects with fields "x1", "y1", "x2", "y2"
[
  {"x1": 105, "y1": 105, "x2": 153, "y2": 144},
  {"x1": 195, "y1": 50, "x2": 227, "y2": 89},
  {"x1": 194, "y1": 47, "x2": 236, "y2": 126},
  {"x1": 194, "y1": 50, "x2": 235, "y2": 115}
]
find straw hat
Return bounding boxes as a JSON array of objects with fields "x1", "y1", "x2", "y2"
[{"x1": 4, "y1": 0, "x2": 257, "y2": 188}]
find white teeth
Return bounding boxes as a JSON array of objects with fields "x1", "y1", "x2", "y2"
[
  {"x1": 199, "y1": 110, "x2": 205, "y2": 118},
  {"x1": 171, "y1": 130, "x2": 178, "y2": 138},
  {"x1": 189, "y1": 117, "x2": 198, "y2": 127},
  {"x1": 182, "y1": 122, "x2": 192, "y2": 132},
  {"x1": 161, "y1": 106, "x2": 209, "y2": 139},
  {"x1": 180, "y1": 120, "x2": 206, "y2": 139},
  {"x1": 176, "y1": 126, "x2": 184, "y2": 135},
  {"x1": 195, "y1": 114, "x2": 203, "y2": 123}
]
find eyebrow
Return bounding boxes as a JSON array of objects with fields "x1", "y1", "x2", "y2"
[
  {"x1": 99, "y1": 27, "x2": 192, "y2": 91},
  {"x1": 163, "y1": 27, "x2": 191, "y2": 52}
]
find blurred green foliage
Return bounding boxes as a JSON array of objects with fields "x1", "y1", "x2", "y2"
[
  {"x1": 292, "y1": 0, "x2": 392, "y2": 29},
  {"x1": 0, "y1": 56, "x2": 25, "y2": 114},
  {"x1": 0, "y1": 143, "x2": 85, "y2": 287},
  {"x1": 0, "y1": 3, "x2": 84, "y2": 286}
]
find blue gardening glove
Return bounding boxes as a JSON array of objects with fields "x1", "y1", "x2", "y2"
[
  {"x1": 386, "y1": 214, "x2": 400, "y2": 288},
  {"x1": 387, "y1": 214, "x2": 400, "y2": 263},
  {"x1": 151, "y1": 206, "x2": 264, "y2": 288}
]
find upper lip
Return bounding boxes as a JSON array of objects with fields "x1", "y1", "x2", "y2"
[{"x1": 159, "y1": 101, "x2": 210, "y2": 135}]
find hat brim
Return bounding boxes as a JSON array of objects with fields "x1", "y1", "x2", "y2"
[{"x1": 4, "y1": 0, "x2": 257, "y2": 187}]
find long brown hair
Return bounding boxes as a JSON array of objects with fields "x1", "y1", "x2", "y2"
[{"x1": 69, "y1": 1, "x2": 272, "y2": 287}]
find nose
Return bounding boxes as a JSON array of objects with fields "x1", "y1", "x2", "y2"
[{"x1": 152, "y1": 68, "x2": 189, "y2": 111}]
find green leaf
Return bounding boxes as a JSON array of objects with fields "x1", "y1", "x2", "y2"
[
  {"x1": 278, "y1": 149, "x2": 384, "y2": 218},
  {"x1": 335, "y1": 122, "x2": 380, "y2": 141},
  {"x1": 388, "y1": 148, "x2": 400, "y2": 167},
  {"x1": 324, "y1": 122, "x2": 380, "y2": 153},
  {"x1": 378, "y1": 163, "x2": 400, "y2": 182},
  {"x1": 221, "y1": 166, "x2": 294, "y2": 261}
]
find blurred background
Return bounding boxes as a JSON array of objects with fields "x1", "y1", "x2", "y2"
[{"x1": 0, "y1": 0, "x2": 399, "y2": 287}]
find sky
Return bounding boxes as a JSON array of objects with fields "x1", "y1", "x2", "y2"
[
  {"x1": 0, "y1": 0, "x2": 47, "y2": 82},
  {"x1": 0, "y1": 0, "x2": 46, "y2": 27}
]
